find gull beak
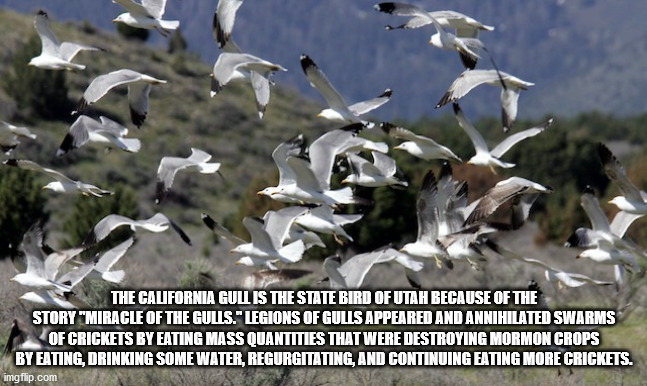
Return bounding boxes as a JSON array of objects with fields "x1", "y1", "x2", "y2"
[
  {"x1": 393, "y1": 145, "x2": 403, "y2": 151},
  {"x1": 234, "y1": 260, "x2": 241, "y2": 265},
  {"x1": 209, "y1": 73, "x2": 214, "y2": 78},
  {"x1": 341, "y1": 178, "x2": 349, "y2": 184},
  {"x1": 316, "y1": 113, "x2": 323, "y2": 118},
  {"x1": 575, "y1": 254, "x2": 581, "y2": 259},
  {"x1": 256, "y1": 191, "x2": 264, "y2": 196},
  {"x1": 112, "y1": 19, "x2": 118, "y2": 23},
  {"x1": 41, "y1": 186, "x2": 48, "y2": 190}
]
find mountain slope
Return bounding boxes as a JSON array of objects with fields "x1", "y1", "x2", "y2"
[{"x1": 0, "y1": 0, "x2": 645, "y2": 122}]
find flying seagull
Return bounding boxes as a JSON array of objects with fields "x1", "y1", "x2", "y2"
[
  {"x1": 10, "y1": 224, "x2": 72, "y2": 292},
  {"x1": 375, "y1": 3, "x2": 494, "y2": 35},
  {"x1": 155, "y1": 148, "x2": 221, "y2": 204},
  {"x1": 57, "y1": 115, "x2": 140, "y2": 156},
  {"x1": 374, "y1": 2, "x2": 488, "y2": 69},
  {"x1": 29, "y1": 10, "x2": 102, "y2": 71},
  {"x1": 3, "y1": 159, "x2": 113, "y2": 196},
  {"x1": 400, "y1": 169, "x2": 452, "y2": 269},
  {"x1": 72, "y1": 69, "x2": 167, "y2": 128},
  {"x1": 112, "y1": 0, "x2": 179, "y2": 36},
  {"x1": 453, "y1": 103, "x2": 552, "y2": 172},
  {"x1": 293, "y1": 205, "x2": 362, "y2": 245},
  {"x1": 0, "y1": 121, "x2": 36, "y2": 154},
  {"x1": 598, "y1": 142, "x2": 647, "y2": 216},
  {"x1": 300, "y1": 54, "x2": 392, "y2": 126},
  {"x1": 83, "y1": 213, "x2": 191, "y2": 246},
  {"x1": 342, "y1": 152, "x2": 408, "y2": 188},
  {"x1": 464, "y1": 176, "x2": 553, "y2": 226},
  {"x1": 381, "y1": 122, "x2": 461, "y2": 162},
  {"x1": 231, "y1": 217, "x2": 306, "y2": 265},
  {"x1": 87, "y1": 237, "x2": 135, "y2": 283},
  {"x1": 212, "y1": 0, "x2": 244, "y2": 48},
  {"x1": 210, "y1": 51, "x2": 286, "y2": 118},
  {"x1": 438, "y1": 70, "x2": 535, "y2": 132}
]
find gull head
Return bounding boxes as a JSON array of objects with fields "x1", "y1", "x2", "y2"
[
  {"x1": 42, "y1": 182, "x2": 64, "y2": 192},
  {"x1": 258, "y1": 187, "x2": 281, "y2": 196},
  {"x1": 235, "y1": 256, "x2": 254, "y2": 266},
  {"x1": 113, "y1": 14, "x2": 128, "y2": 23},
  {"x1": 341, "y1": 175, "x2": 356, "y2": 185}
]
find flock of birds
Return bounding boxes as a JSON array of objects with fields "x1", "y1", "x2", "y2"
[{"x1": 2, "y1": 0, "x2": 646, "y2": 354}]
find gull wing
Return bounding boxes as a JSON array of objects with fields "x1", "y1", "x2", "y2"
[
  {"x1": 59, "y1": 42, "x2": 100, "y2": 62},
  {"x1": 272, "y1": 134, "x2": 304, "y2": 186},
  {"x1": 263, "y1": 207, "x2": 309, "y2": 248},
  {"x1": 250, "y1": 71, "x2": 270, "y2": 119},
  {"x1": 452, "y1": 103, "x2": 488, "y2": 153},
  {"x1": 56, "y1": 258, "x2": 97, "y2": 289},
  {"x1": 113, "y1": 0, "x2": 152, "y2": 17},
  {"x1": 201, "y1": 213, "x2": 246, "y2": 245},
  {"x1": 597, "y1": 143, "x2": 644, "y2": 203},
  {"x1": 94, "y1": 237, "x2": 134, "y2": 273},
  {"x1": 347, "y1": 89, "x2": 392, "y2": 116},
  {"x1": 609, "y1": 211, "x2": 644, "y2": 238},
  {"x1": 580, "y1": 188, "x2": 610, "y2": 233},
  {"x1": 127, "y1": 82, "x2": 151, "y2": 128},
  {"x1": 213, "y1": 0, "x2": 244, "y2": 48},
  {"x1": 416, "y1": 170, "x2": 440, "y2": 244},
  {"x1": 3, "y1": 159, "x2": 75, "y2": 184},
  {"x1": 34, "y1": 11, "x2": 60, "y2": 57},
  {"x1": 300, "y1": 54, "x2": 349, "y2": 112},
  {"x1": 84, "y1": 214, "x2": 135, "y2": 245},
  {"x1": 19, "y1": 224, "x2": 47, "y2": 277},
  {"x1": 243, "y1": 217, "x2": 276, "y2": 253},
  {"x1": 76, "y1": 69, "x2": 149, "y2": 112},
  {"x1": 139, "y1": 213, "x2": 191, "y2": 245},
  {"x1": 323, "y1": 256, "x2": 347, "y2": 289},
  {"x1": 142, "y1": 0, "x2": 167, "y2": 19},
  {"x1": 309, "y1": 123, "x2": 363, "y2": 188},
  {"x1": 57, "y1": 116, "x2": 94, "y2": 155},
  {"x1": 287, "y1": 156, "x2": 325, "y2": 192},
  {"x1": 437, "y1": 69, "x2": 504, "y2": 108},
  {"x1": 490, "y1": 118, "x2": 553, "y2": 159},
  {"x1": 465, "y1": 180, "x2": 529, "y2": 225},
  {"x1": 371, "y1": 151, "x2": 397, "y2": 177}
]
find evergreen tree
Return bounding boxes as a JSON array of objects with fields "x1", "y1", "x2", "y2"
[{"x1": 0, "y1": 167, "x2": 48, "y2": 258}]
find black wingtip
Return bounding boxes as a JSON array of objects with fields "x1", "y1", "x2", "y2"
[
  {"x1": 169, "y1": 219, "x2": 192, "y2": 246},
  {"x1": 420, "y1": 169, "x2": 437, "y2": 192},
  {"x1": 129, "y1": 107, "x2": 146, "y2": 129},
  {"x1": 155, "y1": 181, "x2": 166, "y2": 205},
  {"x1": 299, "y1": 54, "x2": 317, "y2": 74},
  {"x1": 340, "y1": 122, "x2": 364, "y2": 135},
  {"x1": 596, "y1": 142, "x2": 613, "y2": 165},
  {"x1": 583, "y1": 185, "x2": 595, "y2": 195},
  {"x1": 36, "y1": 9, "x2": 48, "y2": 17},
  {"x1": 502, "y1": 108, "x2": 513, "y2": 133},
  {"x1": 374, "y1": 3, "x2": 397, "y2": 14},
  {"x1": 57, "y1": 133, "x2": 75, "y2": 156},
  {"x1": 564, "y1": 232, "x2": 580, "y2": 248},
  {"x1": 82, "y1": 231, "x2": 98, "y2": 247},
  {"x1": 201, "y1": 213, "x2": 216, "y2": 231},
  {"x1": 379, "y1": 88, "x2": 393, "y2": 98},
  {"x1": 452, "y1": 102, "x2": 461, "y2": 114},
  {"x1": 380, "y1": 122, "x2": 396, "y2": 135},
  {"x1": 3, "y1": 159, "x2": 18, "y2": 167},
  {"x1": 439, "y1": 161, "x2": 453, "y2": 180},
  {"x1": 458, "y1": 52, "x2": 477, "y2": 71}
]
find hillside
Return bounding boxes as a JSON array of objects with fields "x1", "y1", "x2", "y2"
[{"x1": 0, "y1": 0, "x2": 646, "y2": 122}]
